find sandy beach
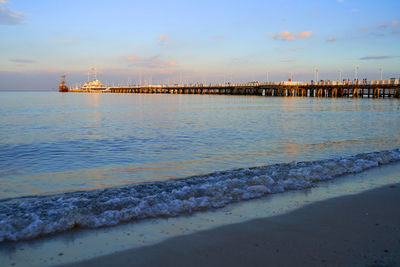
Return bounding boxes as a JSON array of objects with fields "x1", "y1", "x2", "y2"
[{"x1": 64, "y1": 183, "x2": 400, "y2": 267}]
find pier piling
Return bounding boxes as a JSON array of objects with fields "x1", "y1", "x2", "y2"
[{"x1": 65, "y1": 81, "x2": 400, "y2": 99}]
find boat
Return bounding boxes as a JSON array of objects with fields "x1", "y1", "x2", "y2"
[
  {"x1": 81, "y1": 79, "x2": 105, "y2": 91},
  {"x1": 80, "y1": 67, "x2": 106, "y2": 91},
  {"x1": 58, "y1": 75, "x2": 69, "y2": 92}
]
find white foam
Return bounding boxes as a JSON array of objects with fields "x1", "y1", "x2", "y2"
[{"x1": 0, "y1": 148, "x2": 399, "y2": 242}]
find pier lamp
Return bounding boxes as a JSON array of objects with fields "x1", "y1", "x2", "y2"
[{"x1": 355, "y1": 65, "x2": 359, "y2": 81}]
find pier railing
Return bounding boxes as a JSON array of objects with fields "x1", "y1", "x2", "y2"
[{"x1": 67, "y1": 80, "x2": 400, "y2": 98}]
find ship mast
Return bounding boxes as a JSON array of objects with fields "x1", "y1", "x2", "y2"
[
  {"x1": 94, "y1": 67, "x2": 97, "y2": 81},
  {"x1": 87, "y1": 67, "x2": 98, "y2": 82},
  {"x1": 89, "y1": 67, "x2": 97, "y2": 81}
]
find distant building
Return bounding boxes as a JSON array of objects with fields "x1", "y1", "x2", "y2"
[{"x1": 82, "y1": 79, "x2": 105, "y2": 90}]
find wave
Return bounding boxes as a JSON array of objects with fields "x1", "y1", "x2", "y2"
[{"x1": 1, "y1": 148, "x2": 399, "y2": 242}]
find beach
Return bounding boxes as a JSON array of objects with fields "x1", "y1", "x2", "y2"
[
  {"x1": 66, "y1": 183, "x2": 400, "y2": 267},
  {"x1": 1, "y1": 0, "x2": 400, "y2": 266},
  {"x1": 0, "y1": 93, "x2": 399, "y2": 266},
  {"x1": 1, "y1": 160, "x2": 400, "y2": 266}
]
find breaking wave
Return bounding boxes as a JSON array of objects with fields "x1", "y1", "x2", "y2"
[{"x1": 1, "y1": 148, "x2": 400, "y2": 242}]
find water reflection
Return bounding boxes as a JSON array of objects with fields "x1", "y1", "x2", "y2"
[{"x1": 0, "y1": 92, "x2": 399, "y2": 199}]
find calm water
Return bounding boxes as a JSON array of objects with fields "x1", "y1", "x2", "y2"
[{"x1": 0, "y1": 92, "x2": 399, "y2": 199}]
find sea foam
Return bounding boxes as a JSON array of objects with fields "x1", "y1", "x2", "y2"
[{"x1": 0, "y1": 148, "x2": 399, "y2": 242}]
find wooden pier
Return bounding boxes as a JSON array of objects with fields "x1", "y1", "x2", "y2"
[{"x1": 67, "y1": 82, "x2": 400, "y2": 98}]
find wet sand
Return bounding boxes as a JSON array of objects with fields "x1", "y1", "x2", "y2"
[{"x1": 65, "y1": 183, "x2": 400, "y2": 267}]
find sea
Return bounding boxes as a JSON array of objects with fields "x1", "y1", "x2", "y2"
[{"x1": 0, "y1": 91, "x2": 400, "y2": 244}]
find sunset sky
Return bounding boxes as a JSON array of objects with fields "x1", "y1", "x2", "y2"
[{"x1": 1, "y1": 0, "x2": 399, "y2": 89}]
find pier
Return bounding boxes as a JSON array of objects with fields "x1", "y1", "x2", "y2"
[{"x1": 66, "y1": 81, "x2": 400, "y2": 98}]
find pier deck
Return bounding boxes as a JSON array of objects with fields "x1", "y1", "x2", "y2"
[{"x1": 67, "y1": 82, "x2": 400, "y2": 98}]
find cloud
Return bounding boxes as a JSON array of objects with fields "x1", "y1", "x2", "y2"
[
  {"x1": 377, "y1": 20, "x2": 399, "y2": 28},
  {"x1": 10, "y1": 58, "x2": 38, "y2": 64},
  {"x1": 126, "y1": 56, "x2": 140, "y2": 61},
  {"x1": 280, "y1": 59, "x2": 296, "y2": 63},
  {"x1": 0, "y1": 5, "x2": 26, "y2": 25},
  {"x1": 326, "y1": 36, "x2": 337, "y2": 42},
  {"x1": 0, "y1": 0, "x2": 10, "y2": 3},
  {"x1": 337, "y1": 0, "x2": 344, "y2": 2},
  {"x1": 393, "y1": 28, "x2": 400, "y2": 34},
  {"x1": 30, "y1": 68, "x2": 65, "y2": 73},
  {"x1": 167, "y1": 60, "x2": 178, "y2": 67},
  {"x1": 123, "y1": 55, "x2": 178, "y2": 68},
  {"x1": 268, "y1": 31, "x2": 295, "y2": 41},
  {"x1": 360, "y1": 55, "x2": 394, "y2": 60},
  {"x1": 211, "y1": 34, "x2": 226, "y2": 39},
  {"x1": 156, "y1": 34, "x2": 170, "y2": 46},
  {"x1": 157, "y1": 34, "x2": 169, "y2": 41},
  {"x1": 360, "y1": 26, "x2": 369, "y2": 32},
  {"x1": 373, "y1": 32, "x2": 384, "y2": 37},
  {"x1": 269, "y1": 30, "x2": 312, "y2": 41},
  {"x1": 297, "y1": 31, "x2": 312, "y2": 38}
]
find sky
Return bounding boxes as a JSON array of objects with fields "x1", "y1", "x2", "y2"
[{"x1": 0, "y1": 0, "x2": 400, "y2": 90}]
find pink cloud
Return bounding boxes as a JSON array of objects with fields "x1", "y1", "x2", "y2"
[
  {"x1": 126, "y1": 56, "x2": 140, "y2": 61},
  {"x1": 123, "y1": 55, "x2": 178, "y2": 69},
  {"x1": 326, "y1": 36, "x2": 337, "y2": 42},
  {"x1": 377, "y1": 20, "x2": 399, "y2": 28},
  {"x1": 157, "y1": 34, "x2": 169, "y2": 41},
  {"x1": 297, "y1": 31, "x2": 312, "y2": 38},
  {"x1": 167, "y1": 60, "x2": 178, "y2": 66},
  {"x1": 269, "y1": 30, "x2": 312, "y2": 41},
  {"x1": 269, "y1": 31, "x2": 295, "y2": 41}
]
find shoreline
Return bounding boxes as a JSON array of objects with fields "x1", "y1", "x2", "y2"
[
  {"x1": 1, "y1": 162, "x2": 400, "y2": 266},
  {"x1": 66, "y1": 183, "x2": 400, "y2": 267},
  {"x1": 2, "y1": 148, "x2": 399, "y2": 243}
]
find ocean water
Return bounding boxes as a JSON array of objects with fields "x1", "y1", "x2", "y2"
[{"x1": 0, "y1": 91, "x2": 399, "y2": 241}]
